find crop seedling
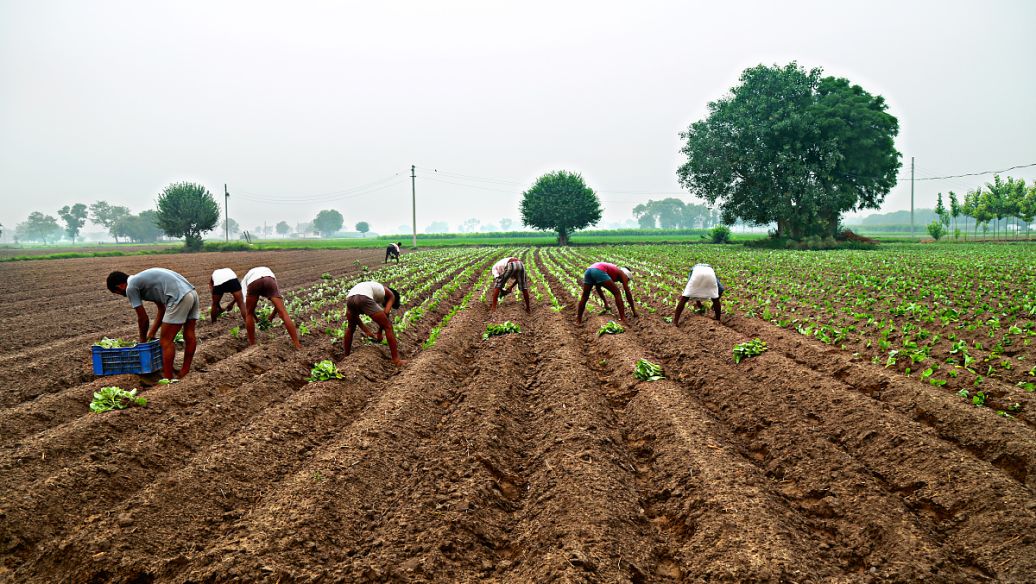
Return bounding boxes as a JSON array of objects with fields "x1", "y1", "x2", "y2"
[
  {"x1": 483, "y1": 321, "x2": 521, "y2": 340},
  {"x1": 256, "y1": 306, "x2": 275, "y2": 331},
  {"x1": 634, "y1": 359, "x2": 665, "y2": 381},
  {"x1": 321, "y1": 272, "x2": 333, "y2": 280},
  {"x1": 732, "y1": 338, "x2": 768, "y2": 364},
  {"x1": 90, "y1": 386, "x2": 147, "y2": 413},
  {"x1": 597, "y1": 321, "x2": 625, "y2": 336},
  {"x1": 229, "y1": 326, "x2": 241, "y2": 338},
  {"x1": 307, "y1": 360, "x2": 344, "y2": 382},
  {"x1": 94, "y1": 337, "x2": 137, "y2": 349},
  {"x1": 174, "y1": 330, "x2": 184, "y2": 344}
]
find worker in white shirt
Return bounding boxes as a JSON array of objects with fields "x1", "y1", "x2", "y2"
[
  {"x1": 344, "y1": 281, "x2": 404, "y2": 366},
  {"x1": 242, "y1": 267, "x2": 302, "y2": 349}
]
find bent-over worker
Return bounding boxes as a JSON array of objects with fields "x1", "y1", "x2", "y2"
[
  {"x1": 344, "y1": 281, "x2": 405, "y2": 366},
  {"x1": 209, "y1": 268, "x2": 244, "y2": 323},
  {"x1": 106, "y1": 267, "x2": 199, "y2": 379},
  {"x1": 242, "y1": 267, "x2": 302, "y2": 349},
  {"x1": 673, "y1": 263, "x2": 725, "y2": 324},
  {"x1": 577, "y1": 262, "x2": 637, "y2": 324},
  {"x1": 489, "y1": 256, "x2": 530, "y2": 313}
]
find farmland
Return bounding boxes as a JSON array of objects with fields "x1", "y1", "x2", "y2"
[{"x1": 1, "y1": 243, "x2": 1035, "y2": 582}]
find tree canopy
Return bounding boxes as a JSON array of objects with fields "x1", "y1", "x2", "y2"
[
  {"x1": 677, "y1": 62, "x2": 901, "y2": 240},
  {"x1": 520, "y1": 170, "x2": 602, "y2": 245},
  {"x1": 632, "y1": 198, "x2": 719, "y2": 229},
  {"x1": 313, "y1": 209, "x2": 344, "y2": 237},
  {"x1": 275, "y1": 221, "x2": 290, "y2": 236},
  {"x1": 355, "y1": 221, "x2": 370, "y2": 235},
  {"x1": 155, "y1": 182, "x2": 220, "y2": 250},
  {"x1": 58, "y1": 203, "x2": 89, "y2": 243},
  {"x1": 16, "y1": 212, "x2": 62, "y2": 243},
  {"x1": 114, "y1": 210, "x2": 164, "y2": 243},
  {"x1": 89, "y1": 201, "x2": 131, "y2": 243}
]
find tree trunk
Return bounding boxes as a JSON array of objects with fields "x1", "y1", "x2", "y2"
[{"x1": 557, "y1": 228, "x2": 569, "y2": 246}]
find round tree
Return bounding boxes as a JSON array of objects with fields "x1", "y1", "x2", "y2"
[
  {"x1": 313, "y1": 209, "x2": 344, "y2": 237},
  {"x1": 275, "y1": 220, "x2": 291, "y2": 236},
  {"x1": 355, "y1": 221, "x2": 370, "y2": 236},
  {"x1": 520, "y1": 170, "x2": 602, "y2": 245},
  {"x1": 155, "y1": 182, "x2": 220, "y2": 250},
  {"x1": 677, "y1": 62, "x2": 901, "y2": 240}
]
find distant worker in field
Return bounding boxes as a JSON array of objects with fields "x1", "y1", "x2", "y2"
[
  {"x1": 344, "y1": 280, "x2": 405, "y2": 366},
  {"x1": 106, "y1": 267, "x2": 200, "y2": 380},
  {"x1": 208, "y1": 268, "x2": 244, "y2": 323},
  {"x1": 673, "y1": 263, "x2": 725, "y2": 324},
  {"x1": 489, "y1": 256, "x2": 531, "y2": 313},
  {"x1": 576, "y1": 262, "x2": 637, "y2": 324},
  {"x1": 241, "y1": 267, "x2": 302, "y2": 349},
  {"x1": 385, "y1": 241, "x2": 403, "y2": 263}
]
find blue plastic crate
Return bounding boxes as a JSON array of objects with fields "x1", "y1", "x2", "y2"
[{"x1": 91, "y1": 340, "x2": 163, "y2": 375}]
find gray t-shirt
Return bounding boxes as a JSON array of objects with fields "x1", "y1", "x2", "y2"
[{"x1": 126, "y1": 268, "x2": 195, "y2": 309}]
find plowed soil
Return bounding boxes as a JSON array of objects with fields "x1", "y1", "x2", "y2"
[{"x1": 2, "y1": 249, "x2": 1035, "y2": 583}]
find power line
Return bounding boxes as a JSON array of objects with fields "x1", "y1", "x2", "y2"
[
  {"x1": 913, "y1": 162, "x2": 1036, "y2": 181},
  {"x1": 235, "y1": 173, "x2": 403, "y2": 204},
  {"x1": 236, "y1": 177, "x2": 406, "y2": 205}
]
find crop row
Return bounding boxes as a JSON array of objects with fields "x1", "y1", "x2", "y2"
[{"x1": 533, "y1": 244, "x2": 1035, "y2": 418}]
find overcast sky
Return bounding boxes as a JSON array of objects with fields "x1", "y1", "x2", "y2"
[{"x1": 2, "y1": 0, "x2": 1034, "y2": 237}]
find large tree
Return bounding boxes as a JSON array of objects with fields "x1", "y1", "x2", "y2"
[
  {"x1": 89, "y1": 201, "x2": 131, "y2": 243},
  {"x1": 16, "y1": 212, "x2": 62, "y2": 243},
  {"x1": 678, "y1": 62, "x2": 901, "y2": 240},
  {"x1": 313, "y1": 209, "x2": 344, "y2": 237},
  {"x1": 155, "y1": 182, "x2": 220, "y2": 250},
  {"x1": 520, "y1": 170, "x2": 602, "y2": 245},
  {"x1": 355, "y1": 221, "x2": 370, "y2": 236},
  {"x1": 57, "y1": 203, "x2": 89, "y2": 243},
  {"x1": 275, "y1": 220, "x2": 291, "y2": 236}
]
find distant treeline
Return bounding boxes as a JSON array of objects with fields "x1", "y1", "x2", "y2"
[{"x1": 376, "y1": 228, "x2": 713, "y2": 241}]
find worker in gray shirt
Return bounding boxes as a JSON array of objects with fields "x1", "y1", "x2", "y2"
[{"x1": 106, "y1": 267, "x2": 200, "y2": 380}]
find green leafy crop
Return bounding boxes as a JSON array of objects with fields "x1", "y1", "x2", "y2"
[
  {"x1": 597, "y1": 321, "x2": 625, "y2": 336},
  {"x1": 307, "y1": 360, "x2": 344, "y2": 382},
  {"x1": 93, "y1": 337, "x2": 137, "y2": 349},
  {"x1": 90, "y1": 386, "x2": 147, "y2": 413},
  {"x1": 733, "y1": 338, "x2": 768, "y2": 364},
  {"x1": 483, "y1": 321, "x2": 521, "y2": 340},
  {"x1": 634, "y1": 359, "x2": 665, "y2": 381}
]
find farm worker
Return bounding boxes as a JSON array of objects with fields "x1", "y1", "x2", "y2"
[
  {"x1": 241, "y1": 267, "x2": 302, "y2": 349},
  {"x1": 106, "y1": 268, "x2": 199, "y2": 380},
  {"x1": 576, "y1": 262, "x2": 637, "y2": 324},
  {"x1": 489, "y1": 256, "x2": 531, "y2": 313},
  {"x1": 385, "y1": 241, "x2": 403, "y2": 263},
  {"x1": 208, "y1": 268, "x2": 244, "y2": 322},
  {"x1": 673, "y1": 263, "x2": 725, "y2": 324},
  {"x1": 344, "y1": 281, "x2": 405, "y2": 366}
]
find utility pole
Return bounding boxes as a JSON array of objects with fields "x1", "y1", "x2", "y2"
[
  {"x1": 411, "y1": 164, "x2": 417, "y2": 249},
  {"x1": 224, "y1": 184, "x2": 230, "y2": 242},
  {"x1": 910, "y1": 157, "x2": 915, "y2": 238}
]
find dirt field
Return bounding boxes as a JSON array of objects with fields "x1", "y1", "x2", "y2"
[{"x1": 2, "y1": 249, "x2": 1035, "y2": 582}]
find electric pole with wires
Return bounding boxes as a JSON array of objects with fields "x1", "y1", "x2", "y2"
[
  {"x1": 411, "y1": 164, "x2": 417, "y2": 249},
  {"x1": 224, "y1": 184, "x2": 230, "y2": 242}
]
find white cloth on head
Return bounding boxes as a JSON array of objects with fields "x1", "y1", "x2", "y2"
[
  {"x1": 347, "y1": 281, "x2": 386, "y2": 304},
  {"x1": 212, "y1": 268, "x2": 238, "y2": 286},
  {"x1": 682, "y1": 264, "x2": 719, "y2": 299},
  {"x1": 491, "y1": 258, "x2": 512, "y2": 277}
]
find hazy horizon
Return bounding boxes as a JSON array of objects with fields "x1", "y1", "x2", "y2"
[{"x1": 2, "y1": 0, "x2": 1034, "y2": 240}]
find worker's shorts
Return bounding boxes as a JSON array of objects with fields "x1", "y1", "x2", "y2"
[
  {"x1": 164, "y1": 290, "x2": 200, "y2": 324},
  {"x1": 583, "y1": 268, "x2": 612, "y2": 286},
  {"x1": 213, "y1": 278, "x2": 242, "y2": 295},
  {"x1": 347, "y1": 294, "x2": 384, "y2": 318},
  {"x1": 494, "y1": 261, "x2": 528, "y2": 291},
  {"x1": 247, "y1": 276, "x2": 281, "y2": 299}
]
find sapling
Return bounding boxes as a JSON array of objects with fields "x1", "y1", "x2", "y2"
[
  {"x1": 307, "y1": 360, "x2": 344, "y2": 382},
  {"x1": 634, "y1": 359, "x2": 665, "y2": 381},
  {"x1": 90, "y1": 386, "x2": 147, "y2": 413}
]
